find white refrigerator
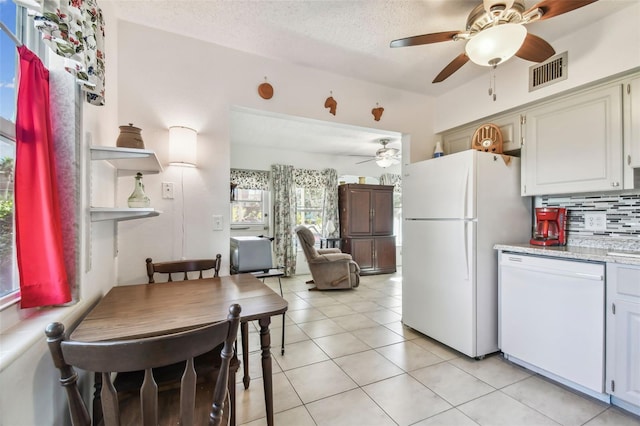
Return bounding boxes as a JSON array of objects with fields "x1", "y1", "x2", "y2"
[{"x1": 402, "y1": 150, "x2": 531, "y2": 358}]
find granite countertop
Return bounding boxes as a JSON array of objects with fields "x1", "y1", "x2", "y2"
[{"x1": 494, "y1": 243, "x2": 640, "y2": 266}]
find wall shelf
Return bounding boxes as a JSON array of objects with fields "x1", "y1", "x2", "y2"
[
  {"x1": 90, "y1": 207, "x2": 161, "y2": 222},
  {"x1": 89, "y1": 146, "x2": 163, "y2": 222},
  {"x1": 90, "y1": 145, "x2": 163, "y2": 176}
]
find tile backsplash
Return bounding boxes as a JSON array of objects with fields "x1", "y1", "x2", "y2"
[{"x1": 538, "y1": 193, "x2": 640, "y2": 249}]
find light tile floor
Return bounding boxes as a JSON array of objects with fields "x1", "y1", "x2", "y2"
[{"x1": 235, "y1": 270, "x2": 640, "y2": 426}]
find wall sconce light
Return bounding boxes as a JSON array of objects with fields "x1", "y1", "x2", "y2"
[{"x1": 169, "y1": 126, "x2": 197, "y2": 167}]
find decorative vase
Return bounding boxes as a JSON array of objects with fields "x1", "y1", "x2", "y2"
[
  {"x1": 116, "y1": 123, "x2": 145, "y2": 149},
  {"x1": 128, "y1": 172, "x2": 151, "y2": 208}
]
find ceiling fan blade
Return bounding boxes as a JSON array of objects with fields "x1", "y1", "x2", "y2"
[
  {"x1": 355, "y1": 158, "x2": 375, "y2": 164},
  {"x1": 526, "y1": 0, "x2": 598, "y2": 21},
  {"x1": 515, "y1": 33, "x2": 555, "y2": 63},
  {"x1": 390, "y1": 31, "x2": 461, "y2": 48},
  {"x1": 432, "y1": 53, "x2": 469, "y2": 83}
]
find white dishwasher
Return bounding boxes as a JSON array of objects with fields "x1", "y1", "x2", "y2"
[{"x1": 499, "y1": 252, "x2": 606, "y2": 400}]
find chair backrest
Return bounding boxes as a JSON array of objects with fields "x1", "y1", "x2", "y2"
[
  {"x1": 45, "y1": 304, "x2": 241, "y2": 426},
  {"x1": 295, "y1": 225, "x2": 320, "y2": 261},
  {"x1": 146, "y1": 254, "x2": 222, "y2": 283}
]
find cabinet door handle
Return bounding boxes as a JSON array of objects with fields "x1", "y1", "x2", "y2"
[{"x1": 611, "y1": 181, "x2": 620, "y2": 187}]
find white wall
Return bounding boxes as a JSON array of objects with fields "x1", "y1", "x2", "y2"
[
  {"x1": 434, "y1": 3, "x2": 640, "y2": 134},
  {"x1": 114, "y1": 21, "x2": 435, "y2": 284}
]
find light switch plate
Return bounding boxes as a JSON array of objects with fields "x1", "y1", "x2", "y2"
[
  {"x1": 584, "y1": 212, "x2": 607, "y2": 231},
  {"x1": 212, "y1": 215, "x2": 223, "y2": 231},
  {"x1": 161, "y1": 182, "x2": 174, "y2": 199}
]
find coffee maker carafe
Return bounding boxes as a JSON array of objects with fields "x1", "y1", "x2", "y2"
[{"x1": 530, "y1": 207, "x2": 566, "y2": 246}]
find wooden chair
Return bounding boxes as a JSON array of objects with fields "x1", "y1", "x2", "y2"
[
  {"x1": 45, "y1": 303, "x2": 241, "y2": 426},
  {"x1": 146, "y1": 254, "x2": 222, "y2": 283}
]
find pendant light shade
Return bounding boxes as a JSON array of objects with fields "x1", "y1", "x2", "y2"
[
  {"x1": 465, "y1": 24, "x2": 527, "y2": 67},
  {"x1": 169, "y1": 126, "x2": 197, "y2": 167}
]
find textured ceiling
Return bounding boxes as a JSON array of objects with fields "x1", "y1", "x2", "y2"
[{"x1": 112, "y1": 0, "x2": 636, "y2": 157}]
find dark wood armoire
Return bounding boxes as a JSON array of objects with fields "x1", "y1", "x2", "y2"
[{"x1": 338, "y1": 184, "x2": 396, "y2": 275}]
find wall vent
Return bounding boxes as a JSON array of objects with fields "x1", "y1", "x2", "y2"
[{"x1": 529, "y1": 51, "x2": 568, "y2": 92}]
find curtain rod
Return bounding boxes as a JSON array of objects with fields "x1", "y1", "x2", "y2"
[{"x1": 0, "y1": 21, "x2": 22, "y2": 47}]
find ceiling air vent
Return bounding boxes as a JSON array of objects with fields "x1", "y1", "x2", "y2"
[{"x1": 529, "y1": 51, "x2": 568, "y2": 92}]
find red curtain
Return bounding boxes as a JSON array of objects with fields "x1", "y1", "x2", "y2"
[{"x1": 15, "y1": 45, "x2": 70, "y2": 308}]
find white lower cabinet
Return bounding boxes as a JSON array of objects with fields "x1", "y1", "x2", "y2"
[{"x1": 606, "y1": 263, "x2": 640, "y2": 412}]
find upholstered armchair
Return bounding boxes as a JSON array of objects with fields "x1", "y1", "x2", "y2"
[{"x1": 295, "y1": 225, "x2": 360, "y2": 290}]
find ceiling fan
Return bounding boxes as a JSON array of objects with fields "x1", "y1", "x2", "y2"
[
  {"x1": 356, "y1": 139, "x2": 401, "y2": 168},
  {"x1": 390, "y1": 0, "x2": 598, "y2": 83}
]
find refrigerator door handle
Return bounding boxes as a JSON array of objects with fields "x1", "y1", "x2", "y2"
[
  {"x1": 463, "y1": 168, "x2": 469, "y2": 218},
  {"x1": 464, "y1": 221, "x2": 470, "y2": 280}
]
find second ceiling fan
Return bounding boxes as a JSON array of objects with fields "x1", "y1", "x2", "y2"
[{"x1": 390, "y1": 0, "x2": 598, "y2": 83}]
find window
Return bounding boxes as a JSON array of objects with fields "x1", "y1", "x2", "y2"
[
  {"x1": 0, "y1": 1, "x2": 46, "y2": 308},
  {"x1": 295, "y1": 187, "x2": 324, "y2": 246},
  {"x1": 0, "y1": 132, "x2": 16, "y2": 302},
  {"x1": 0, "y1": 0, "x2": 18, "y2": 306},
  {"x1": 231, "y1": 189, "x2": 268, "y2": 226}
]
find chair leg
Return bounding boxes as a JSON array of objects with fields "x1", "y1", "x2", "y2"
[
  {"x1": 241, "y1": 321, "x2": 250, "y2": 390},
  {"x1": 228, "y1": 367, "x2": 236, "y2": 426},
  {"x1": 278, "y1": 277, "x2": 285, "y2": 355}
]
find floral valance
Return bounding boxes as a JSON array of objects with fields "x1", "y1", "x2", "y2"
[
  {"x1": 293, "y1": 168, "x2": 325, "y2": 188},
  {"x1": 231, "y1": 168, "x2": 269, "y2": 191},
  {"x1": 380, "y1": 173, "x2": 402, "y2": 193},
  {"x1": 17, "y1": 0, "x2": 106, "y2": 105}
]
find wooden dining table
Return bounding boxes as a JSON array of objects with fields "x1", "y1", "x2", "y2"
[{"x1": 70, "y1": 273, "x2": 288, "y2": 426}]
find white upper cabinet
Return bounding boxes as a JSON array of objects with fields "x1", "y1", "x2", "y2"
[
  {"x1": 442, "y1": 125, "x2": 474, "y2": 155},
  {"x1": 624, "y1": 77, "x2": 640, "y2": 192},
  {"x1": 441, "y1": 114, "x2": 522, "y2": 156},
  {"x1": 521, "y1": 84, "x2": 623, "y2": 196}
]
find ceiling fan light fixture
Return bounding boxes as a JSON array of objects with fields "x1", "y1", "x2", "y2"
[
  {"x1": 376, "y1": 157, "x2": 395, "y2": 168},
  {"x1": 465, "y1": 23, "x2": 527, "y2": 66}
]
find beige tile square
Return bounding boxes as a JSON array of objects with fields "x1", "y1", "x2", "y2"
[
  {"x1": 284, "y1": 297, "x2": 312, "y2": 311},
  {"x1": 413, "y1": 408, "x2": 480, "y2": 426},
  {"x1": 372, "y1": 296, "x2": 402, "y2": 308},
  {"x1": 241, "y1": 406, "x2": 316, "y2": 426},
  {"x1": 235, "y1": 372, "x2": 301, "y2": 425},
  {"x1": 364, "y1": 309, "x2": 403, "y2": 325},
  {"x1": 363, "y1": 374, "x2": 452, "y2": 426},
  {"x1": 272, "y1": 340, "x2": 328, "y2": 371},
  {"x1": 411, "y1": 335, "x2": 462, "y2": 361},
  {"x1": 334, "y1": 350, "x2": 404, "y2": 386},
  {"x1": 349, "y1": 300, "x2": 384, "y2": 313},
  {"x1": 502, "y1": 376, "x2": 609, "y2": 426},
  {"x1": 306, "y1": 388, "x2": 396, "y2": 426},
  {"x1": 411, "y1": 362, "x2": 494, "y2": 406},
  {"x1": 376, "y1": 340, "x2": 444, "y2": 372},
  {"x1": 286, "y1": 308, "x2": 327, "y2": 324},
  {"x1": 297, "y1": 318, "x2": 345, "y2": 338},
  {"x1": 583, "y1": 407, "x2": 640, "y2": 426},
  {"x1": 306, "y1": 296, "x2": 340, "y2": 308},
  {"x1": 236, "y1": 351, "x2": 283, "y2": 384},
  {"x1": 458, "y1": 391, "x2": 559, "y2": 425},
  {"x1": 314, "y1": 332, "x2": 371, "y2": 358},
  {"x1": 317, "y1": 303, "x2": 356, "y2": 318},
  {"x1": 273, "y1": 323, "x2": 309, "y2": 347},
  {"x1": 450, "y1": 354, "x2": 531, "y2": 388},
  {"x1": 384, "y1": 321, "x2": 422, "y2": 339},
  {"x1": 284, "y1": 360, "x2": 358, "y2": 403},
  {"x1": 334, "y1": 313, "x2": 377, "y2": 331},
  {"x1": 352, "y1": 325, "x2": 405, "y2": 348}
]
